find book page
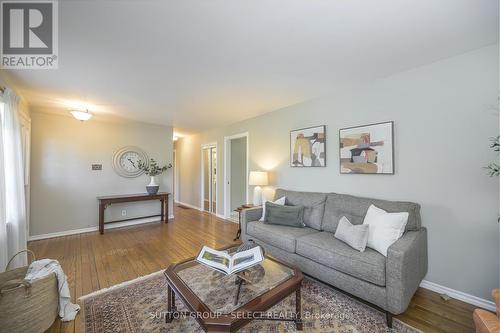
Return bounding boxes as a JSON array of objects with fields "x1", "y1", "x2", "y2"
[
  {"x1": 231, "y1": 246, "x2": 264, "y2": 274},
  {"x1": 196, "y1": 246, "x2": 232, "y2": 274}
]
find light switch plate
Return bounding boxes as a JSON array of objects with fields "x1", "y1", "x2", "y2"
[{"x1": 92, "y1": 164, "x2": 102, "y2": 170}]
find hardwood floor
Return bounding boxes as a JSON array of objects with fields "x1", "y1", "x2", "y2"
[{"x1": 28, "y1": 205, "x2": 476, "y2": 333}]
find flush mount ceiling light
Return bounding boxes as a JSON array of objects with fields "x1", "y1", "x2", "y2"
[{"x1": 70, "y1": 109, "x2": 93, "y2": 121}]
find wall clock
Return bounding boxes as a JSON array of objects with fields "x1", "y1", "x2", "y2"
[{"x1": 112, "y1": 146, "x2": 149, "y2": 178}]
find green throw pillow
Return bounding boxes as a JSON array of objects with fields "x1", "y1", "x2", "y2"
[{"x1": 264, "y1": 201, "x2": 305, "y2": 227}]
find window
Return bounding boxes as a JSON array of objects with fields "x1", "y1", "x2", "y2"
[{"x1": 0, "y1": 91, "x2": 28, "y2": 269}]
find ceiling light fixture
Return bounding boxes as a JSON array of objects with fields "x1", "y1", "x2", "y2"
[{"x1": 70, "y1": 109, "x2": 93, "y2": 121}]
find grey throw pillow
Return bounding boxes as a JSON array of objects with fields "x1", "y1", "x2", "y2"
[
  {"x1": 334, "y1": 216, "x2": 369, "y2": 252},
  {"x1": 264, "y1": 202, "x2": 305, "y2": 228}
]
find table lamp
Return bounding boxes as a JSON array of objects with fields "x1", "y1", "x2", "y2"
[{"x1": 249, "y1": 171, "x2": 268, "y2": 206}]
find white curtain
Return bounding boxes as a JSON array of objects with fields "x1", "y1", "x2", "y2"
[
  {"x1": 0, "y1": 95, "x2": 6, "y2": 271},
  {"x1": 0, "y1": 88, "x2": 27, "y2": 271}
]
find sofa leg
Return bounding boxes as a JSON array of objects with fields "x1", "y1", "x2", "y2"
[{"x1": 386, "y1": 311, "x2": 393, "y2": 328}]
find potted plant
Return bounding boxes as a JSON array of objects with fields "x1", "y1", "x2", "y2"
[{"x1": 137, "y1": 158, "x2": 172, "y2": 194}]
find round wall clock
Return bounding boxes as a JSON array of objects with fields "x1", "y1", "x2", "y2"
[{"x1": 112, "y1": 146, "x2": 149, "y2": 178}]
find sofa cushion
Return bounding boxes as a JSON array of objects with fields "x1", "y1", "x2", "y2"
[
  {"x1": 275, "y1": 189, "x2": 327, "y2": 230},
  {"x1": 246, "y1": 221, "x2": 318, "y2": 253},
  {"x1": 259, "y1": 196, "x2": 286, "y2": 221},
  {"x1": 321, "y1": 193, "x2": 421, "y2": 233},
  {"x1": 264, "y1": 202, "x2": 305, "y2": 227},
  {"x1": 296, "y1": 231, "x2": 386, "y2": 286},
  {"x1": 364, "y1": 204, "x2": 408, "y2": 256},
  {"x1": 334, "y1": 216, "x2": 369, "y2": 252}
]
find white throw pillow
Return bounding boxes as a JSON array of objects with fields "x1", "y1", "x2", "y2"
[
  {"x1": 363, "y1": 204, "x2": 409, "y2": 256},
  {"x1": 334, "y1": 216, "x2": 369, "y2": 252},
  {"x1": 259, "y1": 196, "x2": 286, "y2": 221}
]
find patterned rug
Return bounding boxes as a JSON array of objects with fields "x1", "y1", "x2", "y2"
[{"x1": 79, "y1": 271, "x2": 421, "y2": 333}]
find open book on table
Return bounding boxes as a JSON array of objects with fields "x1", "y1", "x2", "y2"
[{"x1": 196, "y1": 245, "x2": 264, "y2": 275}]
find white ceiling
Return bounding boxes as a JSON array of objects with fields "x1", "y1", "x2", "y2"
[{"x1": 4, "y1": 0, "x2": 499, "y2": 131}]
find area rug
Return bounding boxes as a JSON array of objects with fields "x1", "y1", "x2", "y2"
[{"x1": 79, "y1": 270, "x2": 421, "y2": 333}]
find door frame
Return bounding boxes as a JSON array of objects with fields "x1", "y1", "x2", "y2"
[
  {"x1": 173, "y1": 149, "x2": 179, "y2": 202},
  {"x1": 223, "y1": 132, "x2": 249, "y2": 219},
  {"x1": 200, "y1": 142, "x2": 217, "y2": 214}
]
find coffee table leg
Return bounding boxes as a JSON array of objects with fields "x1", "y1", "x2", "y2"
[
  {"x1": 234, "y1": 277, "x2": 244, "y2": 305},
  {"x1": 171, "y1": 286, "x2": 176, "y2": 312},
  {"x1": 295, "y1": 286, "x2": 303, "y2": 330},
  {"x1": 166, "y1": 284, "x2": 175, "y2": 323}
]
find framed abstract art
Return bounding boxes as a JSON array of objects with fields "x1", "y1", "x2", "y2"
[
  {"x1": 339, "y1": 121, "x2": 394, "y2": 174},
  {"x1": 290, "y1": 125, "x2": 326, "y2": 167}
]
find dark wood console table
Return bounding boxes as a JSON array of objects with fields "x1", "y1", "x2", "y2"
[{"x1": 97, "y1": 192, "x2": 169, "y2": 234}]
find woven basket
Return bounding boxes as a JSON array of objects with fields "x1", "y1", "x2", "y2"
[{"x1": 0, "y1": 250, "x2": 58, "y2": 333}]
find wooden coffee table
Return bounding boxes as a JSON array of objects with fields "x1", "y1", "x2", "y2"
[{"x1": 163, "y1": 245, "x2": 303, "y2": 332}]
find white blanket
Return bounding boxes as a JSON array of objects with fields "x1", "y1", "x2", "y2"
[{"x1": 25, "y1": 259, "x2": 80, "y2": 321}]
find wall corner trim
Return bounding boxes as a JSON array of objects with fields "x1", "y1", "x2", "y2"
[
  {"x1": 216, "y1": 213, "x2": 231, "y2": 221},
  {"x1": 174, "y1": 201, "x2": 203, "y2": 211},
  {"x1": 174, "y1": 201, "x2": 237, "y2": 224},
  {"x1": 420, "y1": 280, "x2": 495, "y2": 312}
]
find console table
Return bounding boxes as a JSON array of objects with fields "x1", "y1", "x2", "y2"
[{"x1": 97, "y1": 192, "x2": 169, "y2": 234}]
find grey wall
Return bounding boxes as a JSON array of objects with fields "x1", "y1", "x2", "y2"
[
  {"x1": 230, "y1": 137, "x2": 247, "y2": 210},
  {"x1": 30, "y1": 112, "x2": 174, "y2": 236},
  {"x1": 176, "y1": 45, "x2": 499, "y2": 300}
]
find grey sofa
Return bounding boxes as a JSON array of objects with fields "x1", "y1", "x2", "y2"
[{"x1": 241, "y1": 189, "x2": 428, "y2": 327}]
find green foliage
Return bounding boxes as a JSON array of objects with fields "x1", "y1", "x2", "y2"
[
  {"x1": 486, "y1": 136, "x2": 500, "y2": 177},
  {"x1": 137, "y1": 158, "x2": 172, "y2": 176},
  {"x1": 487, "y1": 163, "x2": 500, "y2": 177},
  {"x1": 492, "y1": 135, "x2": 500, "y2": 151}
]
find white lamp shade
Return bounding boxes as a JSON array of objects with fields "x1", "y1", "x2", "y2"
[
  {"x1": 249, "y1": 171, "x2": 268, "y2": 186},
  {"x1": 70, "y1": 110, "x2": 93, "y2": 121}
]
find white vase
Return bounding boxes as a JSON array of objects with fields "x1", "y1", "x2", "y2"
[
  {"x1": 146, "y1": 176, "x2": 159, "y2": 194},
  {"x1": 148, "y1": 176, "x2": 158, "y2": 186}
]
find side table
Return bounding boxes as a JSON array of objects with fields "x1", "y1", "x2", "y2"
[{"x1": 233, "y1": 204, "x2": 260, "y2": 241}]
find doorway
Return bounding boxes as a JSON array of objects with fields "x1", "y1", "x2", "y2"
[
  {"x1": 224, "y1": 133, "x2": 249, "y2": 220},
  {"x1": 201, "y1": 144, "x2": 217, "y2": 214}
]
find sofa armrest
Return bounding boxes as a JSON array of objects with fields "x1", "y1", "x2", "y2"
[
  {"x1": 386, "y1": 227, "x2": 428, "y2": 314},
  {"x1": 240, "y1": 207, "x2": 263, "y2": 239}
]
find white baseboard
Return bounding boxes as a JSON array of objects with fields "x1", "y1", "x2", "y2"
[
  {"x1": 28, "y1": 215, "x2": 175, "y2": 241},
  {"x1": 175, "y1": 200, "x2": 202, "y2": 211},
  {"x1": 29, "y1": 226, "x2": 98, "y2": 241},
  {"x1": 420, "y1": 280, "x2": 495, "y2": 311}
]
